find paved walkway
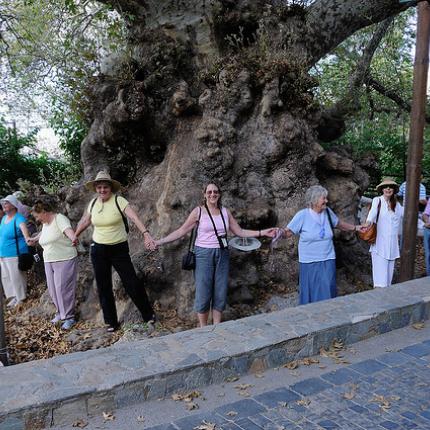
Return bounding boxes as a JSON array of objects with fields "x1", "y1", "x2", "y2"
[{"x1": 51, "y1": 323, "x2": 430, "y2": 430}]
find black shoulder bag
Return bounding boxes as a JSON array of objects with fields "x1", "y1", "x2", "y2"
[
  {"x1": 90, "y1": 195, "x2": 129, "y2": 233},
  {"x1": 205, "y1": 203, "x2": 228, "y2": 249},
  {"x1": 14, "y1": 219, "x2": 34, "y2": 271},
  {"x1": 182, "y1": 207, "x2": 202, "y2": 270}
]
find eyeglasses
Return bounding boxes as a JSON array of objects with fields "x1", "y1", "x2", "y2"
[
  {"x1": 319, "y1": 226, "x2": 325, "y2": 239},
  {"x1": 206, "y1": 190, "x2": 219, "y2": 195},
  {"x1": 382, "y1": 185, "x2": 395, "y2": 190}
]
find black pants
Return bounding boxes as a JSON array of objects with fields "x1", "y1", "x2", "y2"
[{"x1": 90, "y1": 241, "x2": 153, "y2": 326}]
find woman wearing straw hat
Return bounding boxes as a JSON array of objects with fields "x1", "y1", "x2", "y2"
[
  {"x1": 365, "y1": 178, "x2": 403, "y2": 288},
  {"x1": 0, "y1": 195, "x2": 31, "y2": 307},
  {"x1": 73, "y1": 171, "x2": 156, "y2": 332}
]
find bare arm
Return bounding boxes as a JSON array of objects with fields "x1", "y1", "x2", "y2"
[
  {"x1": 74, "y1": 212, "x2": 92, "y2": 238},
  {"x1": 156, "y1": 208, "x2": 200, "y2": 246},
  {"x1": 337, "y1": 219, "x2": 360, "y2": 232},
  {"x1": 281, "y1": 227, "x2": 294, "y2": 239},
  {"x1": 19, "y1": 222, "x2": 30, "y2": 241},
  {"x1": 227, "y1": 210, "x2": 277, "y2": 238},
  {"x1": 72, "y1": 212, "x2": 92, "y2": 246},
  {"x1": 63, "y1": 227, "x2": 76, "y2": 243},
  {"x1": 26, "y1": 232, "x2": 41, "y2": 246},
  {"x1": 124, "y1": 204, "x2": 156, "y2": 250}
]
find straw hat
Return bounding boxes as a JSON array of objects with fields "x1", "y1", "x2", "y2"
[
  {"x1": 0, "y1": 194, "x2": 20, "y2": 209},
  {"x1": 85, "y1": 171, "x2": 121, "y2": 192},
  {"x1": 376, "y1": 178, "x2": 399, "y2": 194},
  {"x1": 229, "y1": 237, "x2": 262, "y2": 252}
]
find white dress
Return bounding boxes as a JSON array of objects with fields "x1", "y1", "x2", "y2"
[{"x1": 366, "y1": 196, "x2": 404, "y2": 287}]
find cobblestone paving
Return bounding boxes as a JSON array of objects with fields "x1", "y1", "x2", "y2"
[{"x1": 148, "y1": 340, "x2": 430, "y2": 430}]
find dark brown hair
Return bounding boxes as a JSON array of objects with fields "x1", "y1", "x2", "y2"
[
  {"x1": 389, "y1": 194, "x2": 397, "y2": 212},
  {"x1": 31, "y1": 196, "x2": 56, "y2": 213}
]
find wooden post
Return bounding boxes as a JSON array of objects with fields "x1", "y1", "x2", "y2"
[
  {"x1": 399, "y1": 1, "x2": 430, "y2": 281},
  {"x1": 0, "y1": 280, "x2": 9, "y2": 366}
]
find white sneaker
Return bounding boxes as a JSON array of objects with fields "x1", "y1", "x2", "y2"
[
  {"x1": 61, "y1": 319, "x2": 76, "y2": 330},
  {"x1": 6, "y1": 298, "x2": 17, "y2": 308},
  {"x1": 51, "y1": 314, "x2": 61, "y2": 324}
]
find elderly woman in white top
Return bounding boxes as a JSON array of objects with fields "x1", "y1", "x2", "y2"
[{"x1": 366, "y1": 178, "x2": 403, "y2": 288}]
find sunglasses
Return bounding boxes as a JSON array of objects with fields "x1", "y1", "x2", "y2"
[
  {"x1": 382, "y1": 185, "x2": 395, "y2": 190},
  {"x1": 206, "y1": 190, "x2": 219, "y2": 195}
]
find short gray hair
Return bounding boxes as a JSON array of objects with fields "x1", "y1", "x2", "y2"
[{"x1": 304, "y1": 185, "x2": 328, "y2": 208}]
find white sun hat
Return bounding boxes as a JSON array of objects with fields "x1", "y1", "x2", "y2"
[{"x1": 229, "y1": 237, "x2": 262, "y2": 252}]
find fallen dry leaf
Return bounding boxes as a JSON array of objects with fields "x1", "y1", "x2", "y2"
[
  {"x1": 301, "y1": 357, "x2": 319, "y2": 366},
  {"x1": 296, "y1": 398, "x2": 311, "y2": 406},
  {"x1": 226, "y1": 411, "x2": 238, "y2": 417},
  {"x1": 136, "y1": 415, "x2": 145, "y2": 423},
  {"x1": 72, "y1": 419, "x2": 88, "y2": 428},
  {"x1": 234, "y1": 383, "x2": 253, "y2": 390},
  {"x1": 102, "y1": 411, "x2": 115, "y2": 421},
  {"x1": 172, "y1": 390, "x2": 202, "y2": 402},
  {"x1": 186, "y1": 401, "x2": 199, "y2": 411},
  {"x1": 283, "y1": 360, "x2": 299, "y2": 369},
  {"x1": 278, "y1": 401, "x2": 288, "y2": 407},
  {"x1": 371, "y1": 394, "x2": 391, "y2": 411},
  {"x1": 254, "y1": 372, "x2": 264, "y2": 378},
  {"x1": 343, "y1": 384, "x2": 358, "y2": 400},
  {"x1": 194, "y1": 421, "x2": 217, "y2": 430},
  {"x1": 225, "y1": 376, "x2": 240, "y2": 383},
  {"x1": 412, "y1": 322, "x2": 425, "y2": 330}
]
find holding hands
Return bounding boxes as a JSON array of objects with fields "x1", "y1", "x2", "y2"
[
  {"x1": 260, "y1": 228, "x2": 278, "y2": 238},
  {"x1": 144, "y1": 233, "x2": 157, "y2": 251}
]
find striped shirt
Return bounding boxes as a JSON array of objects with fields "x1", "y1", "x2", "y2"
[{"x1": 398, "y1": 182, "x2": 426, "y2": 200}]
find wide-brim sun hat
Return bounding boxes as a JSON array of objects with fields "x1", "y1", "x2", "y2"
[
  {"x1": 376, "y1": 178, "x2": 399, "y2": 194},
  {"x1": 0, "y1": 194, "x2": 20, "y2": 209},
  {"x1": 229, "y1": 237, "x2": 262, "y2": 252},
  {"x1": 85, "y1": 171, "x2": 121, "y2": 193}
]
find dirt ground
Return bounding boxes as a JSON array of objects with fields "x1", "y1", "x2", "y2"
[{"x1": 2, "y1": 240, "x2": 427, "y2": 365}]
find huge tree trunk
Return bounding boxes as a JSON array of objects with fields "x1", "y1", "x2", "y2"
[{"x1": 67, "y1": 0, "x2": 411, "y2": 320}]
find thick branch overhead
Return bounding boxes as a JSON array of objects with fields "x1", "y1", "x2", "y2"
[{"x1": 304, "y1": 0, "x2": 411, "y2": 66}]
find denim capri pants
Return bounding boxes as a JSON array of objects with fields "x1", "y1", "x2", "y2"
[{"x1": 194, "y1": 246, "x2": 230, "y2": 313}]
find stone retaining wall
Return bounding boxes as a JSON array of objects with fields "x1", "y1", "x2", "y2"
[{"x1": 1, "y1": 278, "x2": 429, "y2": 429}]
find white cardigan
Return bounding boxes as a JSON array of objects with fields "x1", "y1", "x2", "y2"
[{"x1": 366, "y1": 196, "x2": 404, "y2": 260}]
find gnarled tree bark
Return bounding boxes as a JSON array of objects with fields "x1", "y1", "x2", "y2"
[{"x1": 69, "y1": 0, "x2": 413, "y2": 321}]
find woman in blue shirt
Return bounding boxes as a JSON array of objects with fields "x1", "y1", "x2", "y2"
[
  {"x1": 0, "y1": 195, "x2": 31, "y2": 307},
  {"x1": 280, "y1": 185, "x2": 363, "y2": 305}
]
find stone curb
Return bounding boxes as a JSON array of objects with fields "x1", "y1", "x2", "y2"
[{"x1": 1, "y1": 278, "x2": 429, "y2": 429}]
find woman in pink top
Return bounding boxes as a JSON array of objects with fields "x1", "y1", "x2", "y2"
[{"x1": 156, "y1": 183, "x2": 276, "y2": 327}]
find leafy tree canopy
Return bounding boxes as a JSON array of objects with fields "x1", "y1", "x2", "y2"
[{"x1": 314, "y1": 10, "x2": 430, "y2": 189}]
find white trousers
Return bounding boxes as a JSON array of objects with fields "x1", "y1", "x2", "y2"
[
  {"x1": 371, "y1": 252, "x2": 395, "y2": 288},
  {"x1": 0, "y1": 257, "x2": 27, "y2": 301}
]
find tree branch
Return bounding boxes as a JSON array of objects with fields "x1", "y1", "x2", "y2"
[
  {"x1": 304, "y1": 0, "x2": 411, "y2": 66},
  {"x1": 365, "y1": 76, "x2": 430, "y2": 123},
  {"x1": 94, "y1": 0, "x2": 146, "y2": 20},
  {"x1": 326, "y1": 17, "x2": 394, "y2": 120}
]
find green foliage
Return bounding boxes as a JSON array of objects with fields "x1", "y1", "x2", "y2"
[
  {"x1": 314, "y1": 11, "x2": 425, "y2": 186},
  {"x1": 49, "y1": 103, "x2": 87, "y2": 164},
  {"x1": 0, "y1": 118, "x2": 78, "y2": 196},
  {"x1": 1, "y1": 0, "x2": 127, "y2": 121}
]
